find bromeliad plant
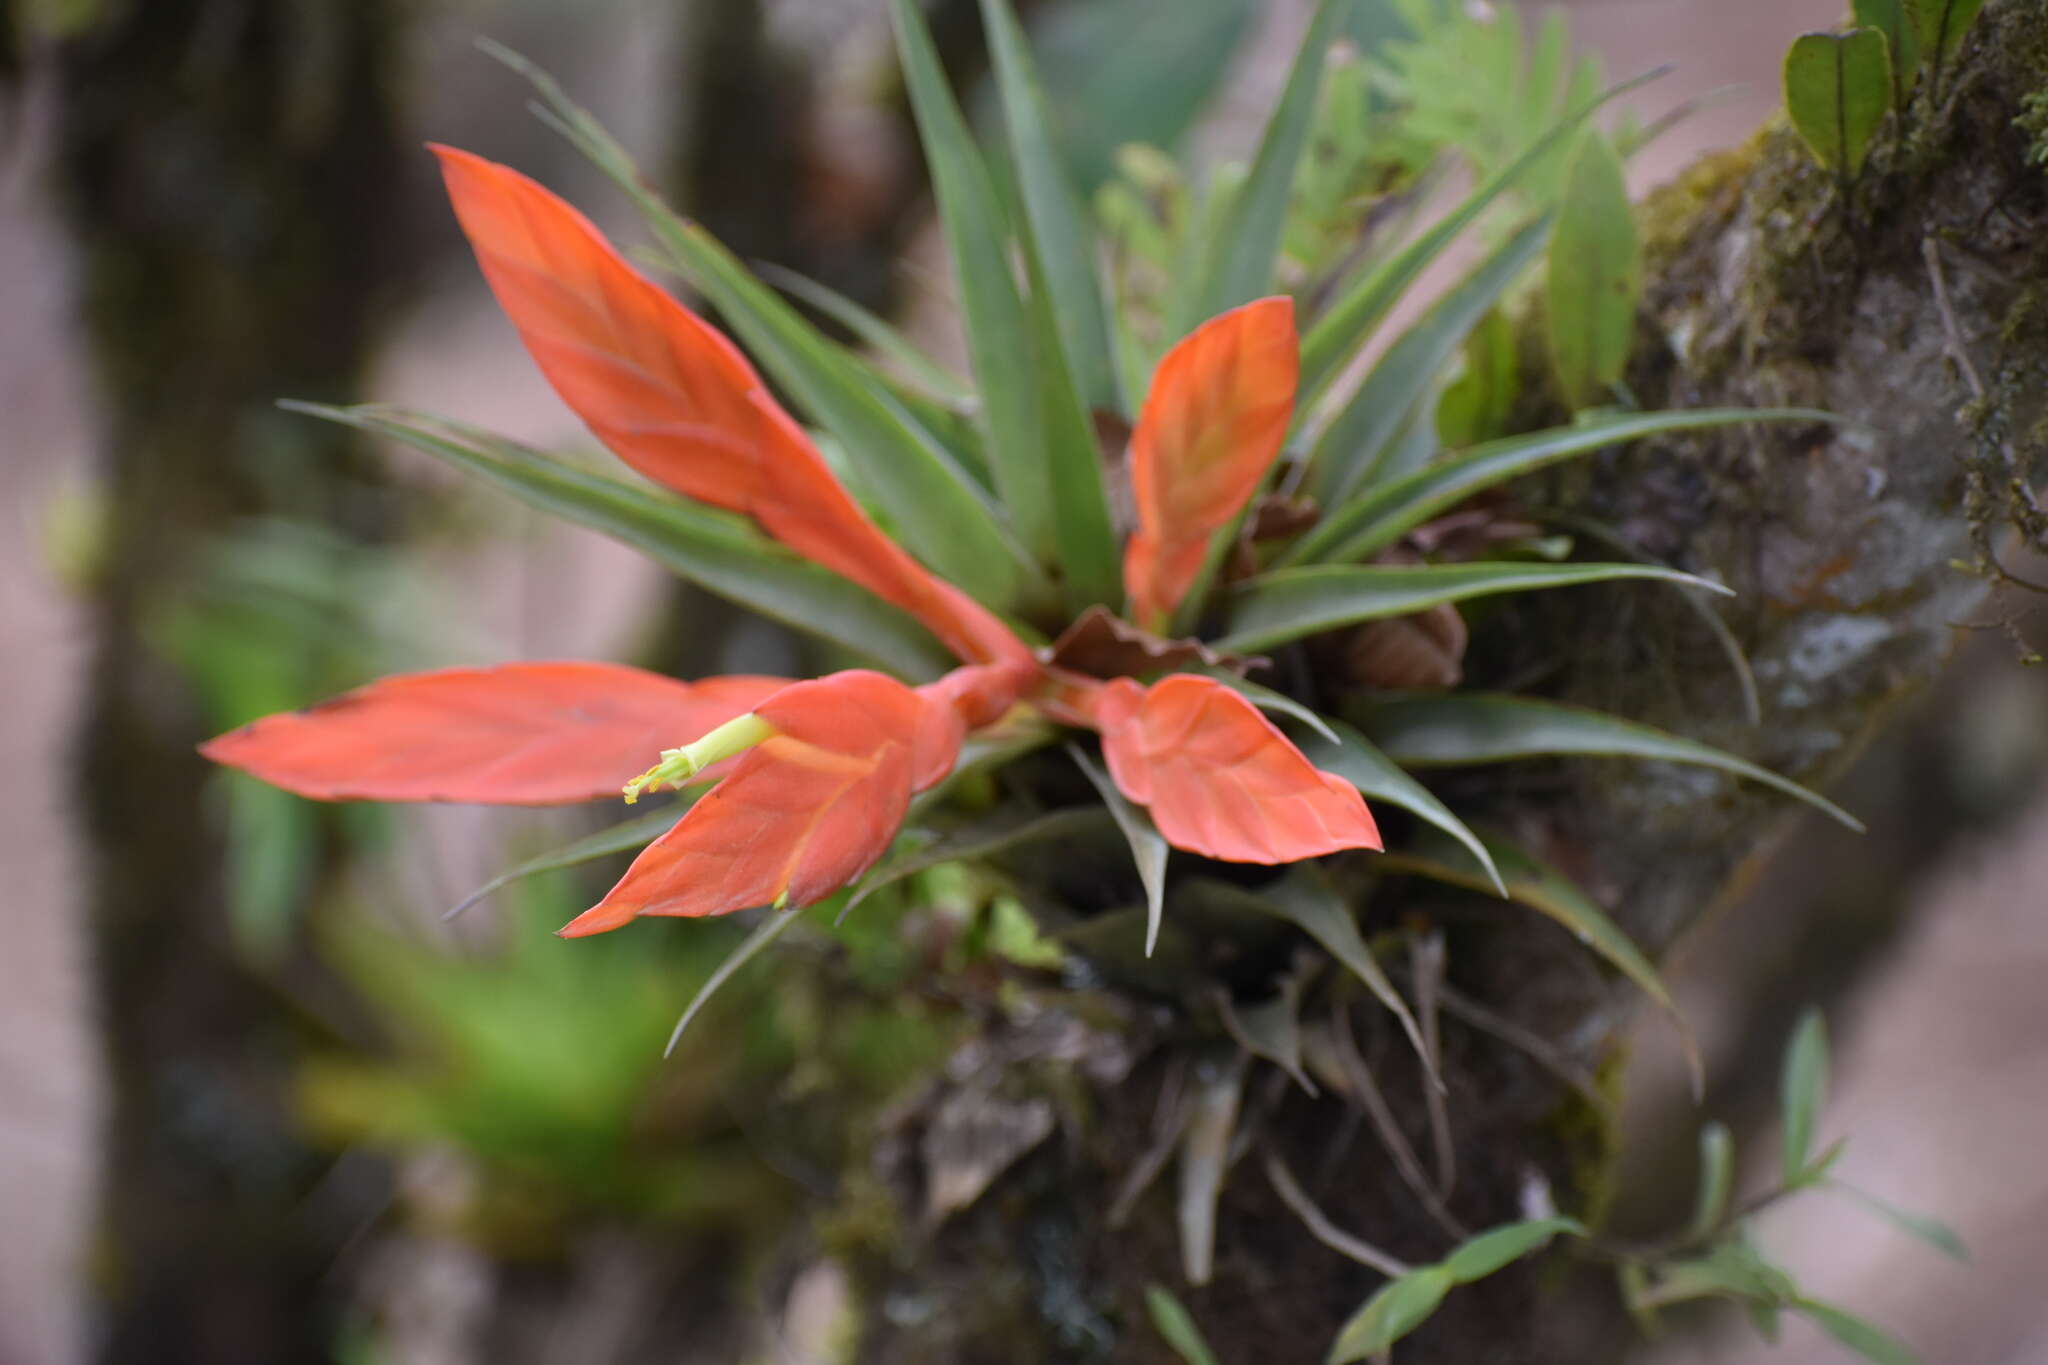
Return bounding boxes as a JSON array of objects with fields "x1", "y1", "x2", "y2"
[{"x1": 205, "y1": 0, "x2": 1850, "y2": 1002}]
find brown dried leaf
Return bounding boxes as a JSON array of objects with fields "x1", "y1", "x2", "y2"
[{"x1": 1044, "y1": 605, "x2": 1268, "y2": 679}]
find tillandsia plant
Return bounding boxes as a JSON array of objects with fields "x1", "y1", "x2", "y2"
[{"x1": 205, "y1": 0, "x2": 1854, "y2": 1036}]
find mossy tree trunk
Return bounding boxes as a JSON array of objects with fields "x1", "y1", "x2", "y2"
[
  {"x1": 829, "y1": 7, "x2": 2048, "y2": 1362},
  {"x1": 52, "y1": 4, "x2": 415, "y2": 1359}
]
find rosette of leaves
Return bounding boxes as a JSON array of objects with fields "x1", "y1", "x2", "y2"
[{"x1": 202, "y1": 0, "x2": 1859, "y2": 1292}]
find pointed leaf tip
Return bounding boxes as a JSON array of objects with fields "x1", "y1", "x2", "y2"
[{"x1": 1125, "y1": 297, "x2": 1300, "y2": 628}]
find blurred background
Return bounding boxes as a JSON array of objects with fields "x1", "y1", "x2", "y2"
[{"x1": 7, "y1": 1, "x2": 2047, "y2": 1362}]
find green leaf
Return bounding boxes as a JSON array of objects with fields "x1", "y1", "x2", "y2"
[
  {"x1": 1441, "y1": 1217, "x2": 1583, "y2": 1283},
  {"x1": 1853, "y1": 0, "x2": 1921, "y2": 105},
  {"x1": 1824, "y1": 1181, "x2": 1970, "y2": 1262},
  {"x1": 1794, "y1": 1299, "x2": 1921, "y2": 1365},
  {"x1": 446, "y1": 804, "x2": 686, "y2": 921},
  {"x1": 665, "y1": 907, "x2": 803, "y2": 1055},
  {"x1": 751, "y1": 261, "x2": 972, "y2": 406},
  {"x1": 1297, "y1": 68, "x2": 1665, "y2": 405},
  {"x1": 1145, "y1": 1285, "x2": 1223, "y2": 1365},
  {"x1": 287, "y1": 404, "x2": 954, "y2": 680},
  {"x1": 1781, "y1": 1007, "x2": 1830, "y2": 1184},
  {"x1": 1545, "y1": 131, "x2": 1641, "y2": 409},
  {"x1": 1378, "y1": 829, "x2": 1698, "y2": 1087},
  {"x1": 1176, "y1": 0, "x2": 1353, "y2": 330},
  {"x1": 1069, "y1": 746, "x2": 1170, "y2": 956},
  {"x1": 1295, "y1": 720, "x2": 1503, "y2": 895},
  {"x1": 1902, "y1": 0, "x2": 1987, "y2": 80},
  {"x1": 843, "y1": 806, "x2": 1109, "y2": 919},
  {"x1": 1361, "y1": 693, "x2": 1866, "y2": 831},
  {"x1": 483, "y1": 41, "x2": 1043, "y2": 612},
  {"x1": 1327, "y1": 1266, "x2": 1454, "y2": 1362},
  {"x1": 1219, "y1": 560, "x2": 1723, "y2": 654},
  {"x1": 1309, "y1": 217, "x2": 1553, "y2": 509},
  {"x1": 979, "y1": 0, "x2": 1121, "y2": 414},
  {"x1": 1195, "y1": 867, "x2": 1433, "y2": 1083},
  {"x1": 1021, "y1": 235, "x2": 1124, "y2": 611},
  {"x1": 1688, "y1": 1122, "x2": 1735, "y2": 1241},
  {"x1": 1291, "y1": 407, "x2": 1830, "y2": 566},
  {"x1": 892, "y1": 0, "x2": 1065, "y2": 572},
  {"x1": 1784, "y1": 30, "x2": 1893, "y2": 181}
]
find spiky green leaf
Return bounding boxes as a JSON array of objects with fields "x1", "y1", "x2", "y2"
[
  {"x1": 979, "y1": 0, "x2": 1121, "y2": 413},
  {"x1": 1220, "y1": 560, "x2": 1722, "y2": 654},
  {"x1": 1362, "y1": 693, "x2": 1864, "y2": 830},
  {"x1": 1177, "y1": 0, "x2": 1354, "y2": 330},
  {"x1": 1309, "y1": 217, "x2": 1552, "y2": 509},
  {"x1": 288, "y1": 404, "x2": 954, "y2": 679},
  {"x1": 1295, "y1": 720, "x2": 1502, "y2": 895},
  {"x1": 1292, "y1": 407, "x2": 1831, "y2": 566},
  {"x1": 446, "y1": 804, "x2": 686, "y2": 921}
]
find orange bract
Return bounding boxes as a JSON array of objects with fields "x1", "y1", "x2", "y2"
[
  {"x1": 200, "y1": 663, "x2": 788, "y2": 805},
  {"x1": 559, "y1": 671, "x2": 952, "y2": 934},
  {"x1": 1095, "y1": 674, "x2": 1381, "y2": 864},
  {"x1": 433, "y1": 146, "x2": 1026, "y2": 667},
  {"x1": 1123, "y1": 296, "x2": 1299, "y2": 629}
]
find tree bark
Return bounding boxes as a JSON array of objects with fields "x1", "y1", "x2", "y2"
[
  {"x1": 830, "y1": 6, "x2": 2048, "y2": 1361},
  {"x1": 51, "y1": 4, "x2": 415, "y2": 1359}
]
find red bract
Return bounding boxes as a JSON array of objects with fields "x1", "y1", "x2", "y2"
[
  {"x1": 199, "y1": 663, "x2": 787, "y2": 805},
  {"x1": 433, "y1": 146, "x2": 1026, "y2": 669},
  {"x1": 1123, "y1": 296, "x2": 1299, "y2": 631},
  {"x1": 559, "y1": 671, "x2": 954, "y2": 936},
  {"x1": 203, "y1": 148, "x2": 1379, "y2": 937},
  {"x1": 1092, "y1": 675, "x2": 1381, "y2": 864}
]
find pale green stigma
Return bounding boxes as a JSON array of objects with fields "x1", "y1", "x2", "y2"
[{"x1": 622, "y1": 712, "x2": 776, "y2": 803}]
